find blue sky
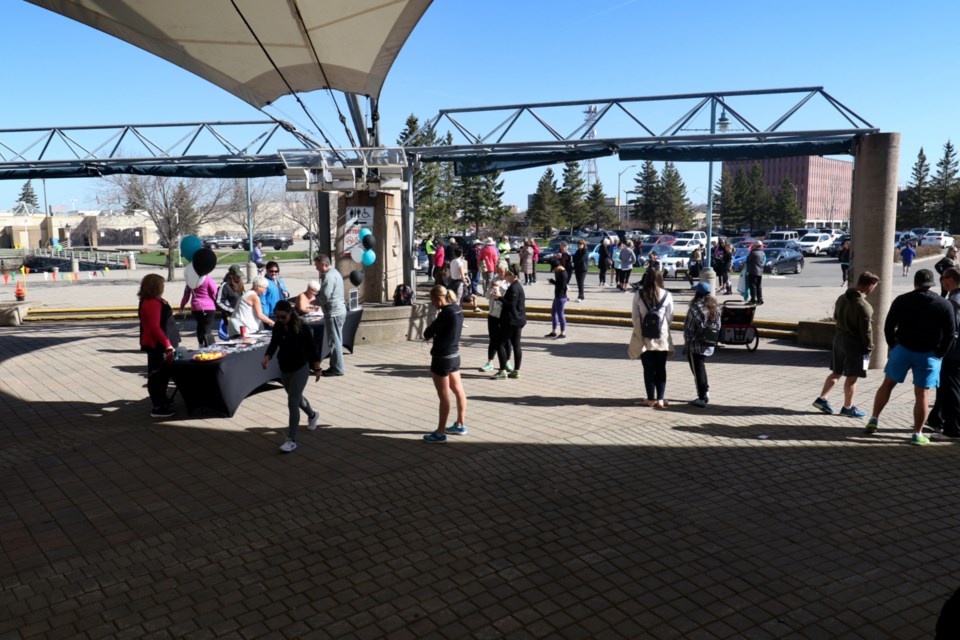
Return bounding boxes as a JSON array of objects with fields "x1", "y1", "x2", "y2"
[{"x1": 1, "y1": 0, "x2": 958, "y2": 214}]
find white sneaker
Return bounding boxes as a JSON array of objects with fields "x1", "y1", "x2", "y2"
[
  {"x1": 279, "y1": 440, "x2": 298, "y2": 453},
  {"x1": 308, "y1": 413, "x2": 319, "y2": 431}
]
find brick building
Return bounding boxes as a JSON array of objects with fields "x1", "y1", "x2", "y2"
[{"x1": 722, "y1": 156, "x2": 853, "y2": 229}]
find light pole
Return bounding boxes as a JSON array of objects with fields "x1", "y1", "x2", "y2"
[
  {"x1": 617, "y1": 164, "x2": 637, "y2": 225},
  {"x1": 175, "y1": 209, "x2": 183, "y2": 267}
]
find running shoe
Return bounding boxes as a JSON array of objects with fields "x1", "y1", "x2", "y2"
[
  {"x1": 839, "y1": 406, "x2": 866, "y2": 418},
  {"x1": 812, "y1": 397, "x2": 835, "y2": 415},
  {"x1": 911, "y1": 433, "x2": 930, "y2": 446},
  {"x1": 864, "y1": 417, "x2": 879, "y2": 434},
  {"x1": 423, "y1": 431, "x2": 447, "y2": 443},
  {"x1": 446, "y1": 424, "x2": 468, "y2": 436}
]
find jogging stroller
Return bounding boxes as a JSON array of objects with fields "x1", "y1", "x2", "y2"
[{"x1": 719, "y1": 300, "x2": 760, "y2": 351}]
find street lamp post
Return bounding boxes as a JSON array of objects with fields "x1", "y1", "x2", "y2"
[
  {"x1": 701, "y1": 102, "x2": 730, "y2": 292},
  {"x1": 617, "y1": 164, "x2": 637, "y2": 225}
]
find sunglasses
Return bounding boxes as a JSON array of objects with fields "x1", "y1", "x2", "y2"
[{"x1": 268, "y1": 269, "x2": 279, "y2": 274}]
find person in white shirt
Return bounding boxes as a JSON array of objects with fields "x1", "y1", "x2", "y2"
[
  {"x1": 629, "y1": 269, "x2": 674, "y2": 408},
  {"x1": 447, "y1": 246, "x2": 468, "y2": 303}
]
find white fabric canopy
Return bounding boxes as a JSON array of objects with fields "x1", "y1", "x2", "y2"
[{"x1": 28, "y1": 0, "x2": 432, "y2": 108}]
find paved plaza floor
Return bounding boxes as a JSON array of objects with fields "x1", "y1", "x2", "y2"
[{"x1": 1, "y1": 297, "x2": 958, "y2": 638}]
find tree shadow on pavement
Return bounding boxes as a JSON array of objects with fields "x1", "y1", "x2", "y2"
[{"x1": 673, "y1": 422, "x2": 909, "y2": 443}]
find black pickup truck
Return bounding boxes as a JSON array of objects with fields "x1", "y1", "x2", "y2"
[{"x1": 240, "y1": 232, "x2": 295, "y2": 251}]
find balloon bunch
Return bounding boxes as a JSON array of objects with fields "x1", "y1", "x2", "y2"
[
  {"x1": 348, "y1": 228, "x2": 376, "y2": 287},
  {"x1": 180, "y1": 235, "x2": 218, "y2": 288}
]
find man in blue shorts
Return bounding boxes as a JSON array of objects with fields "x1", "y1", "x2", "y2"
[{"x1": 865, "y1": 269, "x2": 956, "y2": 444}]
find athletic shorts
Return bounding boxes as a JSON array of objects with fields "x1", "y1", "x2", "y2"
[
  {"x1": 830, "y1": 334, "x2": 866, "y2": 378},
  {"x1": 884, "y1": 344, "x2": 941, "y2": 388},
  {"x1": 431, "y1": 354, "x2": 461, "y2": 377}
]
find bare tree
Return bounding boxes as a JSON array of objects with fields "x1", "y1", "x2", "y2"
[
  {"x1": 283, "y1": 192, "x2": 320, "y2": 260},
  {"x1": 220, "y1": 178, "x2": 282, "y2": 239},
  {"x1": 104, "y1": 174, "x2": 232, "y2": 280}
]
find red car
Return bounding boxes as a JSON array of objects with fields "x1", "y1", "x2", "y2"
[{"x1": 654, "y1": 235, "x2": 676, "y2": 245}]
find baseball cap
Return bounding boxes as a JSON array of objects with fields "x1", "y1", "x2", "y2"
[
  {"x1": 227, "y1": 265, "x2": 243, "y2": 277},
  {"x1": 915, "y1": 269, "x2": 935, "y2": 288},
  {"x1": 691, "y1": 281, "x2": 712, "y2": 296}
]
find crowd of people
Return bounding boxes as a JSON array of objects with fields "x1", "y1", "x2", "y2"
[
  {"x1": 140, "y1": 233, "x2": 960, "y2": 450},
  {"x1": 137, "y1": 253, "x2": 348, "y2": 451}
]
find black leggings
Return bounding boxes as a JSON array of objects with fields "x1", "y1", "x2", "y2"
[
  {"x1": 487, "y1": 315, "x2": 510, "y2": 362},
  {"x1": 497, "y1": 325, "x2": 523, "y2": 372},
  {"x1": 575, "y1": 270, "x2": 586, "y2": 299},
  {"x1": 640, "y1": 350, "x2": 668, "y2": 401},
  {"x1": 598, "y1": 265, "x2": 608, "y2": 285},
  {"x1": 687, "y1": 351, "x2": 709, "y2": 399},
  {"x1": 192, "y1": 310, "x2": 216, "y2": 347},
  {"x1": 146, "y1": 347, "x2": 171, "y2": 408}
]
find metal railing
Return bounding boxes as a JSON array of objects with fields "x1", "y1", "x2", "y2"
[{"x1": 30, "y1": 247, "x2": 134, "y2": 266}]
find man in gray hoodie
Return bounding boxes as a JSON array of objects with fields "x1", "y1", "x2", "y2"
[
  {"x1": 812, "y1": 271, "x2": 880, "y2": 417},
  {"x1": 745, "y1": 242, "x2": 765, "y2": 305}
]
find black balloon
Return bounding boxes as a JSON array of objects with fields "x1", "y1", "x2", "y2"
[
  {"x1": 362, "y1": 234, "x2": 376, "y2": 250},
  {"x1": 192, "y1": 247, "x2": 218, "y2": 276},
  {"x1": 349, "y1": 269, "x2": 364, "y2": 286}
]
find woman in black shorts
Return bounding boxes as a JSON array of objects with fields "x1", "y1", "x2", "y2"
[{"x1": 423, "y1": 285, "x2": 468, "y2": 443}]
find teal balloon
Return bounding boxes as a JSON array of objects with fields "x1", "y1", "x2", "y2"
[
  {"x1": 361, "y1": 248, "x2": 377, "y2": 267},
  {"x1": 358, "y1": 227, "x2": 372, "y2": 240},
  {"x1": 180, "y1": 235, "x2": 203, "y2": 261}
]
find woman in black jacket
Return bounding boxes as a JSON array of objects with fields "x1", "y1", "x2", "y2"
[
  {"x1": 492, "y1": 264, "x2": 526, "y2": 380},
  {"x1": 572, "y1": 239, "x2": 589, "y2": 302},
  {"x1": 545, "y1": 264, "x2": 569, "y2": 339},
  {"x1": 262, "y1": 300, "x2": 322, "y2": 453}
]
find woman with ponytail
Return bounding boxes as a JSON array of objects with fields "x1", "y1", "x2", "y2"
[{"x1": 422, "y1": 285, "x2": 468, "y2": 443}]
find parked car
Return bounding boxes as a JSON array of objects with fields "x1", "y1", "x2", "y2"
[
  {"x1": 660, "y1": 248, "x2": 697, "y2": 278},
  {"x1": 241, "y1": 232, "x2": 295, "y2": 250},
  {"x1": 921, "y1": 231, "x2": 956, "y2": 248},
  {"x1": 670, "y1": 239, "x2": 703, "y2": 253},
  {"x1": 638, "y1": 244, "x2": 676, "y2": 268},
  {"x1": 673, "y1": 230, "x2": 707, "y2": 247},
  {"x1": 763, "y1": 249, "x2": 805, "y2": 274},
  {"x1": 911, "y1": 227, "x2": 935, "y2": 240},
  {"x1": 826, "y1": 234, "x2": 851, "y2": 257},
  {"x1": 202, "y1": 234, "x2": 243, "y2": 249},
  {"x1": 765, "y1": 230, "x2": 800, "y2": 243},
  {"x1": 731, "y1": 247, "x2": 752, "y2": 272},
  {"x1": 765, "y1": 240, "x2": 802, "y2": 252},
  {"x1": 894, "y1": 231, "x2": 918, "y2": 248},
  {"x1": 798, "y1": 233, "x2": 833, "y2": 255},
  {"x1": 654, "y1": 235, "x2": 676, "y2": 245},
  {"x1": 538, "y1": 243, "x2": 567, "y2": 264}
]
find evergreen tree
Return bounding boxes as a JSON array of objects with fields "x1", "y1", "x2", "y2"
[
  {"x1": 398, "y1": 114, "x2": 452, "y2": 236},
  {"x1": 631, "y1": 160, "x2": 660, "y2": 227},
  {"x1": 745, "y1": 162, "x2": 773, "y2": 230},
  {"x1": 656, "y1": 162, "x2": 692, "y2": 231},
  {"x1": 17, "y1": 180, "x2": 40, "y2": 210},
  {"x1": 931, "y1": 141, "x2": 959, "y2": 232},
  {"x1": 456, "y1": 167, "x2": 509, "y2": 233},
  {"x1": 558, "y1": 161, "x2": 588, "y2": 230},
  {"x1": 526, "y1": 168, "x2": 561, "y2": 234},
  {"x1": 772, "y1": 177, "x2": 803, "y2": 229},
  {"x1": 729, "y1": 169, "x2": 752, "y2": 231},
  {"x1": 585, "y1": 182, "x2": 615, "y2": 229},
  {"x1": 901, "y1": 147, "x2": 932, "y2": 229}
]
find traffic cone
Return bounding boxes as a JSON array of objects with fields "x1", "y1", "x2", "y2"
[{"x1": 14, "y1": 281, "x2": 25, "y2": 301}]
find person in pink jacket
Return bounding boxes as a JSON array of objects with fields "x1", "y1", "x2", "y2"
[
  {"x1": 478, "y1": 237, "x2": 500, "y2": 291},
  {"x1": 433, "y1": 241, "x2": 446, "y2": 283},
  {"x1": 180, "y1": 273, "x2": 219, "y2": 347}
]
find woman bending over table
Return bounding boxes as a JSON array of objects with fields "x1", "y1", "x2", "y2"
[
  {"x1": 229, "y1": 275, "x2": 275, "y2": 337},
  {"x1": 295, "y1": 280, "x2": 323, "y2": 316}
]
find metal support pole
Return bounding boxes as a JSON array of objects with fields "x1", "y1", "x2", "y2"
[
  {"x1": 699, "y1": 99, "x2": 718, "y2": 293},
  {"x1": 317, "y1": 191, "x2": 332, "y2": 257},
  {"x1": 246, "y1": 177, "x2": 254, "y2": 282},
  {"x1": 401, "y1": 166, "x2": 415, "y2": 291}
]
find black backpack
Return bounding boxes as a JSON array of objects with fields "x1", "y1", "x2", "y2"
[
  {"x1": 393, "y1": 284, "x2": 413, "y2": 306},
  {"x1": 641, "y1": 293, "x2": 667, "y2": 340},
  {"x1": 700, "y1": 315, "x2": 721, "y2": 346}
]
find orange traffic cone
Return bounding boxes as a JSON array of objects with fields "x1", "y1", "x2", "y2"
[{"x1": 14, "y1": 281, "x2": 25, "y2": 301}]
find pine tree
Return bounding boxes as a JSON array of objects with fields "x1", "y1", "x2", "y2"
[
  {"x1": 558, "y1": 161, "x2": 588, "y2": 230},
  {"x1": 17, "y1": 180, "x2": 40, "y2": 210},
  {"x1": 772, "y1": 177, "x2": 803, "y2": 229},
  {"x1": 656, "y1": 163, "x2": 692, "y2": 231},
  {"x1": 585, "y1": 182, "x2": 614, "y2": 229},
  {"x1": 526, "y1": 168, "x2": 561, "y2": 234},
  {"x1": 745, "y1": 162, "x2": 773, "y2": 230},
  {"x1": 398, "y1": 114, "x2": 451, "y2": 236},
  {"x1": 631, "y1": 160, "x2": 660, "y2": 228},
  {"x1": 901, "y1": 148, "x2": 932, "y2": 229},
  {"x1": 931, "y1": 141, "x2": 959, "y2": 232}
]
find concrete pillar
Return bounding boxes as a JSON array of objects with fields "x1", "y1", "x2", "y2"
[
  {"x1": 336, "y1": 191, "x2": 403, "y2": 304},
  {"x1": 850, "y1": 133, "x2": 900, "y2": 368}
]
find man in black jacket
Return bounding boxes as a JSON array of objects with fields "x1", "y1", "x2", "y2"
[
  {"x1": 865, "y1": 269, "x2": 957, "y2": 444},
  {"x1": 929, "y1": 267, "x2": 960, "y2": 437}
]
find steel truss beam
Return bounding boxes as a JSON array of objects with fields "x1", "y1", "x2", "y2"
[
  {"x1": 406, "y1": 87, "x2": 879, "y2": 174},
  {"x1": 0, "y1": 120, "x2": 318, "y2": 180}
]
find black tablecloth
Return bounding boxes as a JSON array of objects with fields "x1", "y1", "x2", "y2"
[
  {"x1": 303, "y1": 309, "x2": 363, "y2": 359},
  {"x1": 167, "y1": 342, "x2": 281, "y2": 417}
]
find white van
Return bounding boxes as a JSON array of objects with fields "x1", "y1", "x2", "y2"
[{"x1": 766, "y1": 230, "x2": 799, "y2": 243}]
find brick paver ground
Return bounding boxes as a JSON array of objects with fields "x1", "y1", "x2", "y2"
[{"x1": 0, "y1": 307, "x2": 957, "y2": 638}]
